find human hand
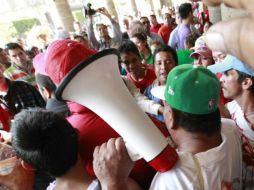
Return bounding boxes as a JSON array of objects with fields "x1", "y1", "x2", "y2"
[
  {"x1": 204, "y1": 0, "x2": 254, "y2": 70},
  {"x1": 97, "y1": 7, "x2": 111, "y2": 18},
  {"x1": 93, "y1": 137, "x2": 134, "y2": 189}
]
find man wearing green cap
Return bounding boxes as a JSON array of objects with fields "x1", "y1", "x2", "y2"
[{"x1": 92, "y1": 64, "x2": 242, "y2": 190}]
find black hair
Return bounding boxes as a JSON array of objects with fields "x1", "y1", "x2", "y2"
[
  {"x1": 172, "y1": 108, "x2": 221, "y2": 136},
  {"x1": 118, "y1": 40, "x2": 140, "y2": 58},
  {"x1": 131, "y1": 32, "x2": 147, "y2": 42},
  {"x1": 236, "y1": 70, "x2": 254, "y2": 95},
  {"x1": 153, "y1": 45, "x2": 178, "y2": 65},
  {"x1": 185, "y1": 32, "x2": 200, "y2": 49},
  {"x1": 178, "y1": 3, "x2": 192, "y2": 19},
  {"x1": 35, "y1": 73, "x2": 56, "y2": 92},
  {"x1": 5, "y1": 42, "x2": 24, "y2": 52},
  {"x1": 11, "y1": 108, "x2": 78, "y2": 177}
]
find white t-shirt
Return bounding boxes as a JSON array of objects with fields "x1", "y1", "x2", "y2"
[
  {"x1": 46, "y1": 179, "x2": 100, "y2": 190},
  {"x1": 226, "y1": 100, "x2": 254, "y2": 189},
  {"x1": 149, "y1": 118, "x2": 242, "y2": 190}
]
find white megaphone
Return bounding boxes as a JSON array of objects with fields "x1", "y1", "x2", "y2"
[{"x1": 55, "y1": 49, "x2": 178, "y2": 172}]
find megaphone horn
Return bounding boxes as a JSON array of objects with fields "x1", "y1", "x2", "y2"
[{"x1": 55, "y1": 49, "x2": 178, "y2": 172}]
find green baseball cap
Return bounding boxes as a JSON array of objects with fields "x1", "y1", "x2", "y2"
[{"x1": 151, "y1": 64, "x2": 220, "y2": 115}]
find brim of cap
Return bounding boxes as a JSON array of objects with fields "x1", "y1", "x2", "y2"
[
  {"x1": 207, "y1": 61, "x2": 233, "y2": 74},
  {"x1": 190, "y1": 51, "x2": 211, "y2": 58},
  {"x1": 151, "y1": 85, "x2": 166, "y2": 100},
  {"x1": 33, "y1": 53, "x2": 48, "y2": 76}
]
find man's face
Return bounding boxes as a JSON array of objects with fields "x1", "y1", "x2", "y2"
[
  {"x1": 98, "y1": 24, "x2": 108, "y2": 39},
  {"x1": 8, "y1": 48, "x2": 27, "y2": 68},
  {"x1": 140, "y1": 17, "x2": 150, "y2": 33},
  {"x1": 131, "y1": 37, "x2": 146, "y2": 52},
  {"x1": 0, "y1": 50, "x2": 10, "y2": 64},
  {"x1": 212, "y1": 51, "x2": 227, "y2": 64},
  {"x1": 193, "y1": 54, "x2": 214, "y2": 68},
  {"x1": 150, "y1": 16, "x2": 157, "y2": 26},
  {"x1": 120, "y1": 52, "x2": 142, "y2": 76},
  {"x1": 220, "y1": 70, "x2": 242, "y2": 99},
  {"x1": 154, "y1": 51, "x2": 176, "y2": 85}
]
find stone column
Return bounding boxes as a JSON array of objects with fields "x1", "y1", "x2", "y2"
[
  {"x1": 105, "y1": 0, "x2": 118, "y2": 20},
  {"x1": 129, "y1": 0, "x2": 138, "y2": 16},
  {"x1": 146, "y1": 0, "x2": 155, "y2": 12},
  {"x1": 160, "y1": 0, "x2": 172, "y2": 7},
  {"x1": 53, "y1": 0, "x2": 74, "y2": 31}
]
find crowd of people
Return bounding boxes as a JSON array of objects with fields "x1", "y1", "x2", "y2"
[{"x1": 0, "y1": 0, "x2": 253, "y2": 189}]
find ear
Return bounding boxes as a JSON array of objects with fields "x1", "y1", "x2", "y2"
[
  {"x1": 163, "y1": 104, "x2": 176, "y2": 131},
  {"x1": 21, "y1": 160, "x2": 35, "y2": 171},
  {"x1": 242, "y1": 78, "x2": 253, "y2": 90}
]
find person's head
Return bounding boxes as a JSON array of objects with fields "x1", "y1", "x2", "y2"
[
  {"x1": 152, "y1": 64, "x2": 221, "y2": 143},
  {"x1": 190, "y1": 46, "x2": 214, "y2": 67},
  {"x1": 5, "y1": 42, "x2": 27, "y2": 68},
  {"x1": 208, "y1": 55, "x2": 254, "y2": 99},
  {"x1": 35, "y1": 73, "x2": 56, "y2": 100},
  {"x1": 178, "y1": 3, "x2": 193, "y2": 22},
  {"x1": 140, "y1": 16, "x2": 151, "y2": 34},
  {"x1": 212, "y1": 51, "x2": 227, "y2": 64},
  {"x1": 0, "y1": 48, "x2": 10, "y2": 68},
  {"x1": 31, "y1": 46, "x2": 40, "y2": 56},
  {"x1": 153, "y1": 45, "x2": 177, "y2": 85},
  {"x1": 73, "y1": 35, "x2": 89, "y2": 49},
  {"x1": 118, "y1": 40, "x2": 143, "y2": 76},
  {"x1": 44, "y1": 39, "x2": 96, "y2": 85},
  {"x1": 122, "y1": 18, "x2": 129, "y2": 30},
  {"x1": 97, "y1": 24, "x2": 109, "y2": 40},
  {"x1": 11, "y1": 108, "x2": 79, "y2": 177},
  {"x1": 149, "y1": 14, "x2": 158, "y2": 26},
  {"x1": 184, "y1": 32, "x2": 199, "y2": 50},
  {"x1": 131, "y1": 32, "x2": 148, "y2": 53},
  {"x1": 163, "y1": 13, "x2": 172, "y2": 25},
  {"x1": 73, "y1": 21, "x2": 82, "y2": 33}
]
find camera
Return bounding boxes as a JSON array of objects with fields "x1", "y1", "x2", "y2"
[{"x1": 84, "y1": 3, "x2": 96, "y2": 16}]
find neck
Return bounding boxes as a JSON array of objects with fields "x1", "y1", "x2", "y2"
[
  {"x1": 177, "y1": 129, "x2": 222, "y2": 154},
  {"x1": 54, "y1": 156, "x2": 93, "y2": 190},
  {"x1": 131, "y1": 67, "x2": 146, "y2": 81},
  {"x1": 182, "y1": 19, "x2": 190, "y2": 25},
  {"x1": 141, "y1": 48, "x2": 149, "y2": 58},
  {"x1": 235, "y1": 93, "x2": 254, "y2": 115}
]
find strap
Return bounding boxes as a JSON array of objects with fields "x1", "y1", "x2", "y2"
[{"x1": 192, "y1": 154, "x2": 205, "y2": 190}]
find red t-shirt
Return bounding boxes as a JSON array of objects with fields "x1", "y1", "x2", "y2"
[
  {"x1": 158, "y1": 24, "x2": 173, "y2": 44},
  {"x1": 150, "y1": 24, "x2": 162, "y2": 34},
  {"x1": 127, "y1": 68, "x2": 156, "y2": 93}
]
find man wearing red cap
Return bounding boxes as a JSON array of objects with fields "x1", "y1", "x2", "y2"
[{"x1": 44, "y1": 39, "x2": 157, "y2": 188}]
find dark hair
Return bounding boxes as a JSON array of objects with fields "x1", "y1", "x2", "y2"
[
  {"x1": 150, "y1": 14, "x2": 156, "y2": 18},
  {"x1": 153, "y1": 45, "x2": 178, "y2": 64},
  {"x1": 140, "y1": 16, "x2": 149, "y2": 21},
  {"x1": 131, "y1": 32, "x2": 147, "y2": 42},
  {"x1": 236, "y1": 70, "x2": 254, "y2": 95},
  {"x1": 172, "y1": 108, "x2": 221, "y2": 136},
  {"x1": 185, "y1": 32, "x2": 200, "y2": 49},
  {"x1": 178, "y1": 3, "x2": 192, "y2": 19},
  {"x1": 35, "y1": 73, "x2": 56, "y2": 92},
  {"x1": 11, "y1": 108, "x2": 78, "y2": 177},
  {"x1": 118, "y1": 40, "x2": 140, "y2": 58},
  {"x1": 5, "y1": 42, "x2": 24, "y2": 52}
]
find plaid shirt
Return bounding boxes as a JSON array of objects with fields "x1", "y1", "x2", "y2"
[
  {"x1": 0, "y1": 79, "x2": 45, "y2": 116},
  {"x1": 3, "y1": 63, "x2": 36, "y2": 87}
]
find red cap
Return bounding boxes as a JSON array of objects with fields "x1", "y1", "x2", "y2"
[
  {"x1": 45, "y1": 39, "x2": 96, "y2": 84},
  {"x1": 190, "y1": 46, "x2": 213, "y2": 59}
]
